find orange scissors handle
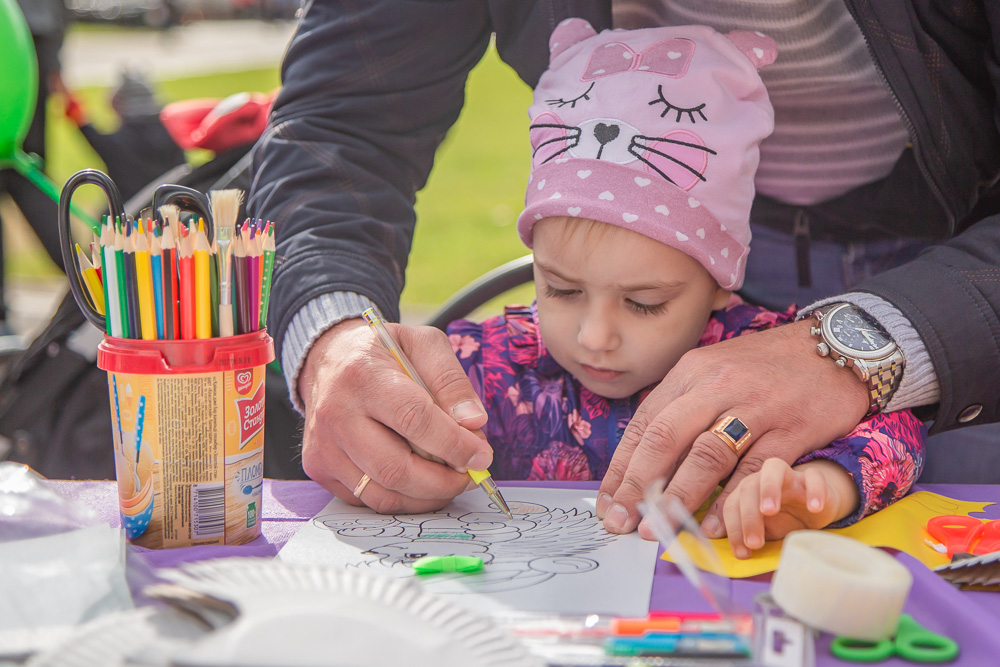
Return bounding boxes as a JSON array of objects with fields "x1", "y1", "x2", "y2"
[
  {"x1": 927, "y1": 515, "x2": 982, "y2": 557},
  {"x1": 972, "y1": 520, "x2": 1000, "y2": 555}
]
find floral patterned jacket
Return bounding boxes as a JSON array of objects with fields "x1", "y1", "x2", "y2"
[{"x1": 446, "y1": 298, "x2": 926, "y2": 527}]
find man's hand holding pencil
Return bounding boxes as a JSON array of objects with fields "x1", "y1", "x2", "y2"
[{"x1": 297, "y1": 317, "x2": 495, "y2": 514}]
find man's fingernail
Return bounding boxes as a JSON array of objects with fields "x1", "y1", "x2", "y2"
[
  {"x1": 701, "y1": 515, "x2": 721, "y2": 537},
  {"x1": 761, "y1": 498, "x2": 777, "y2": 513},
  {"x1": 452, "y1": 400, "x2": 485, "y2": 423},
  {"x1": 735, "y1": 545, "x2": 751, "y2": 560},
  {"x1": 466, "y1": 451, "x2": 492, "y2": 471},
  {"x1": 596, "y1": 493, "x2": 613, "y2": 518},
  {"x1": 604, "y1": 504, "x2": 629, "y2": 533}
]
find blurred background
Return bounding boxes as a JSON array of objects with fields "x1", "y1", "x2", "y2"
[{"x1": 3, "y1": 0, "x2": 535, "y2": 344}]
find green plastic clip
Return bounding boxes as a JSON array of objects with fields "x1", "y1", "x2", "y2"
[{"x1": 412, "y1": 555, "x2": 484, "y2": 575}]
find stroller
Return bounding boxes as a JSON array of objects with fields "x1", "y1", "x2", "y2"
[{"x1": 0, "y1": 128, "x2": 535, "y2": 481}]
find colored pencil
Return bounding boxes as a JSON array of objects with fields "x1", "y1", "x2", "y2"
[
  {"x1": 193, "y1": 219, "x2": 212, "y2": 339},
  {"x1": 114, "y1": 219, "x2": 130, "y2": 339},
  {"x1": 134, "y1": 220, "x2": 156, "y2": 341},
  {"x1": 178, "y1": 226, "x2": 196, "y2": 340},
  {"x1": 260, "y1": 222, "x2": 275, "y2": 330},
  {"x1": 233, "y1": 234, "x2": 248, "y2": 334},
  {"x1": 248, "y1": 226, "x2": 260, "y2": 332},
  {"x1": 99, "y1": 220, "x2": 117, "y2": 336},
  {"x1": 159, "y1": 205, "x2": 181, "y2": 340},
  {"x1": 123, "y1": 222, "x2": 140, "y2": 340},
  {"x1": 160, "y1": 222, "x2": 177, "y2": 340},
  {"x1": 151, "y1": 223, "x2": 165, "y2": 340},
  {"x1": 76, "y1": 242, "x2": 105, "y2": 316}
]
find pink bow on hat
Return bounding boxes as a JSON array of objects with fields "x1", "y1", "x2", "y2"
[{"x1": 582, "y1": 39, "x2": 696, "y2": 80}]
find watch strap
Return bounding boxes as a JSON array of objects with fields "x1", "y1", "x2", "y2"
[
  {"x1": 808, "y1": 303, "x2": 904, "y2": 418},
  {"x1": 863, "y1": 348, "x2": 904, "y2": 416}
]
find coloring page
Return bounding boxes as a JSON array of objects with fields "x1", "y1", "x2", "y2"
[{"x1": 278, "y1": 486, "x2": 658, "y2": 616}]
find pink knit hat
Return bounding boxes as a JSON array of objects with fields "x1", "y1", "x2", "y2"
[{"x1": 517, "y1": 20, "x2": 776, "y2": 290}]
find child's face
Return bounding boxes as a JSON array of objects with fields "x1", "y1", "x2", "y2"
[{"x1": 533, "y1": 217, "x2": 730, "y2": 399}]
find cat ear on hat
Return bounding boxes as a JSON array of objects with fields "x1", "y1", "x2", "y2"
[
  {"x1": 549, "y1": 17, "x2": 598, "y2": 62},
  {"x1": 724, "y1": 30, "x2": 778, "y2": 69}
]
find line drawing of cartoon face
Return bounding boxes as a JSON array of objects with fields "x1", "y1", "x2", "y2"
[{"x1": 313, "y1": 500, "x2": 614, "y2": 594}]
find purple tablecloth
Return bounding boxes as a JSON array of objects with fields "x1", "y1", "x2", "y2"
[{"x1": 50, "y1": 479, "x2": 1000, "y2": 666}]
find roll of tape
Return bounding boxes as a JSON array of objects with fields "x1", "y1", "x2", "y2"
[{"x1": 770, "y1": 530, "x2": 912, "y2": 641}]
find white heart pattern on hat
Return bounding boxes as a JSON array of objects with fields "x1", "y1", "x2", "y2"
[
  {"x1": 654, "y1": 205, "x2": 670, "y2": 216},
  {"x1": 622, "y1": 213, "x2": 638, "y2": 223},
  {"x1": 577, "y1": 170, "x2": 592, "y2": 179},
  {"x1": 567, "y1": 206, "x2": 582, "y2": 216},
  {"x1": 598, "y1": 191, "x2": 615, "y2": 201}
]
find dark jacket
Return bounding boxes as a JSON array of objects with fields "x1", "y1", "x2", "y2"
[{"x1": 247, "y1": 0, "x2": 1000, "y2": 433}]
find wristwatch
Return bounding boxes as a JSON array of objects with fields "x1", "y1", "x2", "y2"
[{"x1": 807, "y1": 303, "x2": 904, "y2": 417}]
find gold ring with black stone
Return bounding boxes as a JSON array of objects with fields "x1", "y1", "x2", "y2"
[{"x1": 710, "y1": 416, "x2": 752, "y2": 457}]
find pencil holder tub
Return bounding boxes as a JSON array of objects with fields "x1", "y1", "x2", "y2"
[{"x1": 97, "y1": 331, "x2": 274, "y2": 548}]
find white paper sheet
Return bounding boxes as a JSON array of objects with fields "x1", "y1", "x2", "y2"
[{"x1": 278, "y1": 487, "x2": 658, "y2": 617}]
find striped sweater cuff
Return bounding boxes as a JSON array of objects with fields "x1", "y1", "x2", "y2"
[
  {"x1": 798, "y1": 294, "x2": 940, "y2": 412},
  {"x1": 281, "y1": 292, "x2": 379, "y2": 414}
]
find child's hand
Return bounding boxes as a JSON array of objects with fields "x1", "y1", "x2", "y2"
[{"x1": 722, "y1": 458, "x2": 859, "y2": 559}]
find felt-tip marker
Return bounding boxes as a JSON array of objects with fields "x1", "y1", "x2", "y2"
[{"x1": 362, "y1": 307, "x2": 513, "y2": 520}]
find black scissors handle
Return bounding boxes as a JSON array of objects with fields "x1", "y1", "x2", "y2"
[
  {"x1": 58, "y1": 169, "x2": 124, "y2": 333},
  {"x1": 151, "y1": 183, "x2": 214, "y2": 241}
]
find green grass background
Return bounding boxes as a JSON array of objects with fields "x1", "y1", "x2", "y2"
[{"x1": 20, "y1": 34, "x2": 536, "y2": 319}]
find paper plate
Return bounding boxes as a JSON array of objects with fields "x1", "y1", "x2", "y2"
[
  {"x1": 161, "y1": 557, "x2": 541, "y2": 667},
  {"x1": 25, "y1": 606, "x2": 208, "y2": 667}
]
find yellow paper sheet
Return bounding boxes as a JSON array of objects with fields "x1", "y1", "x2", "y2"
[{"x1": 662, "y1": 491, "x2": 994, "y2": 578}]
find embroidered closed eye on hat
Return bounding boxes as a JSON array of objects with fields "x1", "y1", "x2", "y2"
[{"x1": 516, "y1": 19, "x2": 776, "y2": 290}]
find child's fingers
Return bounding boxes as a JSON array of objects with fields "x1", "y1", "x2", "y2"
[
  {"x1": 758, "y1": 458, "x2": 793, "y2": 515},
  {"x1": 723, "y1": 476, "x2": 763, "y2": 559},
  {"x1": 802, "y1": 465, "x2": 828, "y2": 514},
  {"x1": 722, "y1": 491, "x2": 751, "y2": 559},
  {"x1": 739, "y1": 480, "x2": 767, "y2": 551}
]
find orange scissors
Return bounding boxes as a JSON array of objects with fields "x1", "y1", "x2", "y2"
[{"x1": 926, "y1": 515, "x2": 1000, "y2": 558}]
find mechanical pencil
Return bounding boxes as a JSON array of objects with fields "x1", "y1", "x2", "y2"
[{"x1": 362, "y1": 307, "x2": 513, "y2": 519}]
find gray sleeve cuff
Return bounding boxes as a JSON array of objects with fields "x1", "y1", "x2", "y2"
[
  {"x1": 798, "y1": 293, "x2": 940, "y2": 412},
  {"x1": 281, "y1": 292, "x2": 380, "y2": 414}
]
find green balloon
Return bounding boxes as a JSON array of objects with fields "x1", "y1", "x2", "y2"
[{"x1": 0, "y1": 0, "x2": 38, "y2": 159}]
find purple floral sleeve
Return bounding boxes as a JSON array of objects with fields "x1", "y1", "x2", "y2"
[{"x1": 796, "y1": 410, "x2": 926, "y2": 527}]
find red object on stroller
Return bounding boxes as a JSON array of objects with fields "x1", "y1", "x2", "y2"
[{"x1": 160, "y1": 90, "x2": 276, "y2": 153}]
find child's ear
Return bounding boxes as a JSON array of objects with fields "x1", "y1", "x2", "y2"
[{"x1": 712, "y1": 287, "x2": 732, "y2": 311}]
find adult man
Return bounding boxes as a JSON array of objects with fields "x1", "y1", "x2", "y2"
[{"x1": 248, "y1": 1, "x2": 1000, "y2": 536}]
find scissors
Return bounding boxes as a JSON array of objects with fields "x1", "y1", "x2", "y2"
[
  {"x1": 926, "y1": 514, "x2": 1000, "y2": 558},
  {"x1": 830, "y1": 614, "x2": 958, "y2": 663},
  {"x1": 59, "y1": 168, "x2": 126, "y2": 333},
  {"x1": 58, "y1": 172, "x2": 216, "y2": 335}
]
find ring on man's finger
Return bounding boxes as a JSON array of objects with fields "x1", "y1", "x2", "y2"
[
  {"x1": 352, "y1": 473, "x2": 372, "y2": 498},
  {"x1": 710, "y1": 416, "x2": 753, "y2": 457}
]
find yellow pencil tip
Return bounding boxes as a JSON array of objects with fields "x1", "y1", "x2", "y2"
[{"x1": 198, "y1": 217, "x2": 205, "y2": 233}]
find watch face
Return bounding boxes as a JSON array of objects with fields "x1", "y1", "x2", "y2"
[{"x1": 827, "y1": 306, "x2": 893, "y2": 354}]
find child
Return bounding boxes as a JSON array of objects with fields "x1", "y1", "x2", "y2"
[
  {"x1": 445, "y1": 19, "x2": 925, "y2": 558},
  {"x1": 62, "y1": 70, "x2": 186, "y2": 201}
]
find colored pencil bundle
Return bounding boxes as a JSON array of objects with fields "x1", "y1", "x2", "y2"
[{"x1": 78, "y1": 191, "x2": 277, "y2": 340}]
